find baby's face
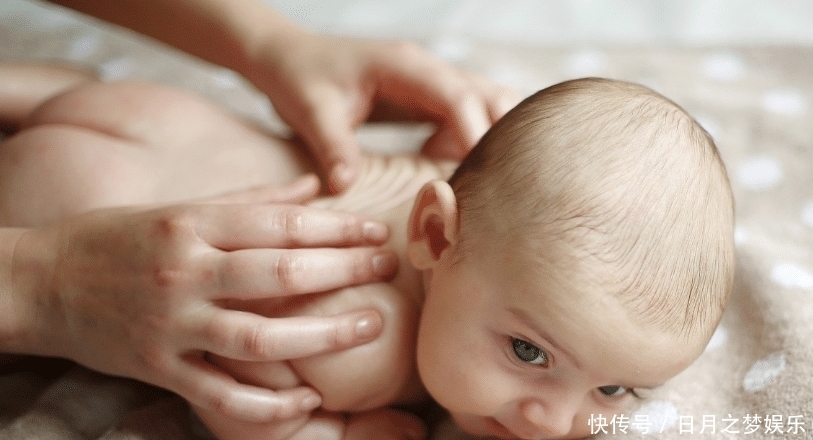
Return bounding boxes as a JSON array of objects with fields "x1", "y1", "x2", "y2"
[{"x1": 415, "y1": 241, "x2": 708, "y2": 439}]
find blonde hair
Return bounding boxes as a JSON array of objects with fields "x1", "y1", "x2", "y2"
[{"x1": 449, "y1": 78, "x2": 735, "y2": 340}]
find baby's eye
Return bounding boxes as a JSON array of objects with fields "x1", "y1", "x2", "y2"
[
  {"x1": 512, "y1": 338, "x2": 548, "y2": 365},
  {"x1": 598, "y1": 385, "x2": 628, "y2": 397}
]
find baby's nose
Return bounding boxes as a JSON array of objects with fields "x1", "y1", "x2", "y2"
[{"x1": 521, "y1": 401, "x2": 575, "y2": 438}]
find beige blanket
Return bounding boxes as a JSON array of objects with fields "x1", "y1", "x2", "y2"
[{"x1": 3, "y1": 4, "x2": 813, "y2": 440}]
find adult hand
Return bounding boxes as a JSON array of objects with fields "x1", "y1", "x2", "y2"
[
  {"x1": 6, "y1": 178, "x2": 396, "y2": 423},
  {"x1": 43, "y1": 0, "x2": 518, "y2": 193},
  {"x1": 248, "y1": 32, "x2": 521, "y2": 193}
]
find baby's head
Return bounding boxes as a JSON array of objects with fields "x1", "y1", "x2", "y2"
[{"x1": 406, "y1": 78, "x2": 735, "y2": 439}]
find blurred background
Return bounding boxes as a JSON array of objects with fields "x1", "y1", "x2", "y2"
[
  {"x1": 263, "y1": 0, "x2": 813, "y2": 46},
  {"x1": 3, "y1": 0, "x2": 813, "y2": 48},
  {"x1": 3, "y1": 0, "x2": 813, "y2": 151}
]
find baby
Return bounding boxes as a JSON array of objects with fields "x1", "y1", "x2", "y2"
[{"x1": 0, "y1": 67, "x2": 734, "y2": 439}]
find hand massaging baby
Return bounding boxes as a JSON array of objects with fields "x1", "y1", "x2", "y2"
[{"x1": 3, "y1": 75, "x2": 735, "y2": 439}]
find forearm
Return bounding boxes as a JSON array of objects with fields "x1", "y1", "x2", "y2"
[
  {"x1": 45, "y1": 0, "x2": 304, "y2": 79},
  {"x1": 0, "y1": 227, "x2": 40, "y2": 355}
]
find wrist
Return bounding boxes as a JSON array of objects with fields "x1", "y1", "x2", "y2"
[
  {"x1": 237, "y1": 7, "x2": 310, "y2": 91},
  {"x1": 0, "y1": 227, "x2": 60, "y2": 357},
  {"x1": 0, "y1": 228, "x2": 31, "y2": 352}
]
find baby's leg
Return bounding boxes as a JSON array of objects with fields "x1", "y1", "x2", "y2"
[{"x1": 0, "y1": 63, "x2": 98, "y2": 133}]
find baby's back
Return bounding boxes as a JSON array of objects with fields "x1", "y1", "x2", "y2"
[
  {"x1": 0, "y1": 79, "x2": 447, "y2": 438},
  {"x1": 198, "y1": 156, "x2": 450, "y2": 439},
  {"x1": 214, "y1": 154, "x2": 450, "y2": 410}
]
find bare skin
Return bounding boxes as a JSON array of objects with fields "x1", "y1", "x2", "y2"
[
  {"x1": 3, "y1": 0, "x2": 518, "y2": 422},
  {"x1": 197, "y1": 154, "x2": 455, "y2": 439},
  {"x1": 0, "y1": 70, "x2": 712, "y2": 439},
  {"x1": 4, "y1": 0, "x2": 518, "y2": 424},
  {"x1": 0, "y1": 73, "x2": 452, "y2": 439},
  {"x1": 0, "y1": 66, "x2": 402, "y2": 424},
  {"x1": 45, "y1": 0, "x2": 518, "y2": 192}
]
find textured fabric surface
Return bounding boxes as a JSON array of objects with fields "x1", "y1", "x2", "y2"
[{"x1": 3, "y1": 4, "x2": 813, "y2": 439}]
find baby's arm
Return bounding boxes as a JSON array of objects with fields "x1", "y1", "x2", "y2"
[
  {"x1": 194, "y1": 358, "x2": 424, "y2": 439},
  {"x1": 197, "y1": 283, "x2": 427, "y2": 439},
  {"x1": 0, "y1": 63, "x2": 98, "y2": 133}
]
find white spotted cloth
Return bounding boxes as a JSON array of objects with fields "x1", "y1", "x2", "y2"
[{"x1": 2, "y1": 4, "x2": 813, "y2": 440}]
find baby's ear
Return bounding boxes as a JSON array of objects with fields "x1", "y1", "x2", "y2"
[{"x1": 407, "y1": 180, "x2": 459, "y2": 270}]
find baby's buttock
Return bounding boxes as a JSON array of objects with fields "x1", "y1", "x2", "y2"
[
  {"x1": 0, "y1": 81, "x2": 314, "y2": 227},
  {"x1": 76, "y1": 81, "x2": 315, "y2": 203}
]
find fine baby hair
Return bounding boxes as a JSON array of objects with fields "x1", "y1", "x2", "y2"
[{"x1": 448, "y1": 77, "x2": 735, "y2": 341}]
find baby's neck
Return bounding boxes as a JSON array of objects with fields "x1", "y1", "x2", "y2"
[
  {"x1": 316, "y1": 155, "x2": 454, "y2": 214},
  {"x1": 310, "y1": 154, "x2": 456, "y2": 304}
]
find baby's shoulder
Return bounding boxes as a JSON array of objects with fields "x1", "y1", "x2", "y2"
[{"x1": 288, "y1": 282, "x2": 426, "y2": 411}]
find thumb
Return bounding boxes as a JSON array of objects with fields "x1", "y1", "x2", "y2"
[
  {"x1": 192, "y1": 174, "x2": 321, "y2": 205},
  {"x1": 419, "y1": 125, "x2": 468, "y2": 160}
]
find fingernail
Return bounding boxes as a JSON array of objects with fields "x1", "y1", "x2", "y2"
[
  {"x1": 299, "y1": 393, "x2": 321, "y2": 412},
  {"x1": 355, "y1": 311, "x2": 382, "y2": 341},
  {"x1": 363, "y1": 221, "x2": 389, "y2": 243},
  {"x1": 372, "y1": 251, "x2": 398, "y2": 278}
]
